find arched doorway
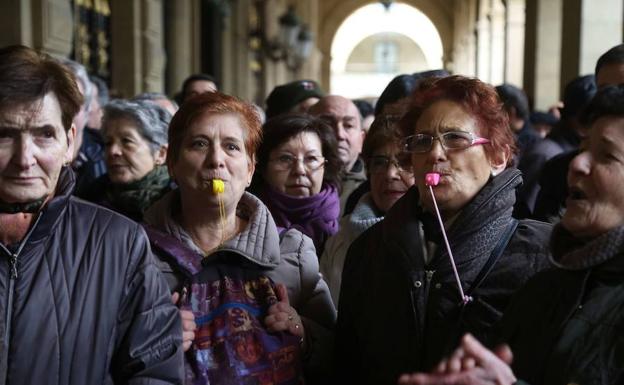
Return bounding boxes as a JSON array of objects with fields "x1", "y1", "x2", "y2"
[{"x1": 330, "y1": 2, "x2": 444, "y2": 98}]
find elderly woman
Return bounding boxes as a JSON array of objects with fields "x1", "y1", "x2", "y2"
[
  {"x1": 250, "y1": 114, "x2": 343, "y2": 256},
  {"x1": 142, "y1": 92, "x2": 336, "y2": 384},
  {"x1": 81, "y1": 99, "x2": 171, "y2": 221},
  {"x1": 398, "y1": 84, "x2": 624, "y2": 385},
  {"x1": 320, "y1": 115, "x2": 415, "y2": 305},
  {"x1": 334, "y1": 76, "x2": 553, "y2": 385}
]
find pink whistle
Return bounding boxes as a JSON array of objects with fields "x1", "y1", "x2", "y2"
[{"x1": 425, "y1": 172, "x2": 440, "y2": 186}]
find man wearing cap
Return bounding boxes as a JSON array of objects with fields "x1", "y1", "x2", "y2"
[
  {"x1": 265, "y1": 79, "x2": 324, "y2": 120},
  {"x1": 309, "y1": 95, "x2": 366, "y2": 214}
]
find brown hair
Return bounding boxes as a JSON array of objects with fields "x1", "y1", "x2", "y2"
[
  {"x1": 167, "y1": 91, "x2": 262, "y2": 166},
  {"x1": 361, "y1": 115, "x2": 403, "y2": 163},
  {"x1": 0, "y1": 45, "x2": 83, "y2": 131},
  {"x1": 257, "y1": 114, "x2": 343, "y2": 189},
  {"x1": 399, "y1": 75, "x2": 517, "y2": 166}
]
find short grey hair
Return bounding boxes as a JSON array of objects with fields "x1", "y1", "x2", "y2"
[
  {"x1": 61, "y1": 59, "x2": 93, "y2": 110},
  {"x1": 102, "y1": 99, "x2": 171, "y2": 151}
]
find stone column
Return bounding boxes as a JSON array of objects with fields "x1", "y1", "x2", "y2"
[
  {"x1": 110, "y1": 0, "x2": 165, "y2": 97},
  {"x1": 0, "y1": 0, "x2": 34, "y2": 48},
  {"x1": 164, "y1": 0, "x2": 196, "y2": 95},
  {"x1": 490, "y1": 0, "x2": 506, "y2": 85},
  {"x1": 451, "y1": 0, "x2": 477, "y2": 77},
  {"x1": 142, "y1": 0, "x2": 165, "y2": 92},
  {"x1": 505, "y1": 0, "x2": 525, "y2": 86},
  {"x1": 32, "y1": 0, "x2": 73, "y2": 58},
  {"x1": 523, "y1": 0, "x2": 562, "y2": 110},
  {"x1": 560, "y1": 0, "x2": 623, "y2": 92},
  {"x1": 476, "y1": 0, "x2": 491, "y2": 82}
]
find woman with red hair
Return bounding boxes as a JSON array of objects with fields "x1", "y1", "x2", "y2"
[
  {"x1": 143, "y1": 92, "x2": 335, "y2": 384},
  {"x1": 334, "y1": 76, "x2": 552, "y2": 385}
]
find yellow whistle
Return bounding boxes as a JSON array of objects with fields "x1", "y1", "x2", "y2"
[{"x1": 212, "y1": 179, "x2": 225, "y2": 194}]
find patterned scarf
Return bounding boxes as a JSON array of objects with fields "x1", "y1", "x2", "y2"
[
  {"x1": 106, "y1": 166, "x2": 171, "y2": 221},
  {"x1": 550, "y1": 223, "x2": 624, "y2": 270},
  {"x1": 0, "y1": 197, "x2": 46, "y2": 214}
]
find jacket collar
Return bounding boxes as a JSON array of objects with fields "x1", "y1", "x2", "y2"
[
  {"x1": 346, "y1": 193, "x2": 384, "y2": 234},
  {"x1": 144, "y1": 190, "x2": 282, "y2": 272},
  {"x1": 22, "y1": 166, "x2": 75, "y2": 245}
]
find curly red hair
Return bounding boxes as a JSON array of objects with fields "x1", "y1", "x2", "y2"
[{"x1": 399, "y1": 75, "x2": 517, "y2": 166}]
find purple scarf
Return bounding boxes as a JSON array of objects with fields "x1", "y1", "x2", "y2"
[{"x1": 258, "y1": 182, "x2": 340, "y2": 255}]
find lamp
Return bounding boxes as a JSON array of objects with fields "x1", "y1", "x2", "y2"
[
  {"x1": 380, "y1": 0, "x2": 394, "y2": 11},
  {"x1": 261, "y1": 5, "x2": 314, "y2": 71}
]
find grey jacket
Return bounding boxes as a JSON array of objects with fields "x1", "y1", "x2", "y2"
[{"x1": 144, "y1": 191, "x2": 336, "y2": 382}]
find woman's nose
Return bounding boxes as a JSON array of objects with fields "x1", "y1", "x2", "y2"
[
  {"x1": 106, "y1": 142, "x2": 122, "y2": 157},
  {"x1": 13, "y1": 136, "x2": 37, "y2": 169},
  {"x1": 568, "y1": 150, "x2": 591, "y2": 179},
  {"x1": 205, "y1": 144, "x2": 225, "y2": 167},
  {"x1": 291, "y1": 158, "x2": 307, "y2": 175},
  {"x1": 385, "y1": 161, "x2": 402, "y2": 180},
  {"x1": 427, "y1": 137, "x2": 447, "y2": 162}
]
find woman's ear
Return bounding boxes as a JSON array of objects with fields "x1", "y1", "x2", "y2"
[
  {"x1": 63, "y1": 124, "x2": 77, "y2": 165},
  {"x1": 154, "y1": 144, "x2": 168, "y2": 166},
  {"x1": 247, "y1": 154, "x2": 256, "y2": 186},
  {"x1": 489, "y1": 145, "x2": 510, "y2": 176}
]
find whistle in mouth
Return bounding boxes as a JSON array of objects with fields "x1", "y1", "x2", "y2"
[
  {"x1": 212, "y1": 179, "x2": 225, "y2": 194},
  {"x1": 425, "y1": 172, "x2": 440, "y2": 187}
]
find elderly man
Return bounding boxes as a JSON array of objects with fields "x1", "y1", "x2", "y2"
[
  {"x1": 0, "y1": 45, "x2": 183, "y2": 384},
  {"x1": 309, "y1": 95, "x2": 367, "y2": 213}
]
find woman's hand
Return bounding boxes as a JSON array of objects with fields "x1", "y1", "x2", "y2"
[
  {"x1": 397, "y1": 334, "x2": 516, "y2": 385},
  {"x1": 172, "y1": 292, "x2": 197, "y2": 352},
  {"x1": 265, "y1": 284, "x2": 305, "y2": 340}
]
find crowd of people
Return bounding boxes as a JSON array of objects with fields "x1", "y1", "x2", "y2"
[{"x1": 1, "y1": 41, "x2": 624, "y2": 385}]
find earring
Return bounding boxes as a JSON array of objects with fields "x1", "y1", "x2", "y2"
[{"x1": 491, "y1": 169, "x2": 498, "y2": 177}]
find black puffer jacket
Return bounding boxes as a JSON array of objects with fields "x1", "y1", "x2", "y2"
[
  {"x1": 498, "y1": 224, "x2": 624, "y2": 385},
  {"x1": 0, "y1": 168, "x2": 183, "y2": 385},
  {"x1": 334, "y1": 169, "x2": 552, "y2": 385}
]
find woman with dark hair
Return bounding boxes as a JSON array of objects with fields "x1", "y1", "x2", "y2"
[
  {"x1": 399, "y1": 84, "x2": 624, "y2": 385},
  {"x1": 251, "y1": 114, "x2": 343, "y2": 255},
  {"x1": 143, "y1": 93, "x2": 335, "y2": 384},
  {"x1": 334, "y1": 76, "x2": 552, "y2": 385},
  {"x1": 81, "y1": 99, "x2": 172, "y2": 221},
  {"x1": 321, "y1": 115, "x2": 415, "y2": 305}
]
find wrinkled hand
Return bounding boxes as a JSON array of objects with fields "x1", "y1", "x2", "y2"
[
  {"x1": 172, "y1": 292, "x2": 196, "y2": 352},
  {"x1": 265, "y1": 283, "x2": 305, "y2": 339},
  {"x1": 397, "y1": 334, "x2": 516, "y2": 385}
]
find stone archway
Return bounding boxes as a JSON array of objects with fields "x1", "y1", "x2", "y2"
[{"x1": 318, "y1": 0, "x2": 454, "y2": 91}]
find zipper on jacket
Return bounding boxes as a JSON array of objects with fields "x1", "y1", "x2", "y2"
[{"x1": 0, "y1": 213, "x2": 42, "y2": 383}]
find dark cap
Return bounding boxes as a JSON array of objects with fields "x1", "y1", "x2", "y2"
[
  {"x1": 265, "y1": 79, "x2": 324, "y2": 119},
  {"x1": 562, "y1": 75, "x2": 597, "y2": 119}
]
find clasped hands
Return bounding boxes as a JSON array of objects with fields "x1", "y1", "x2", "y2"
[
  {"x1": 398, "y1": 334, "x2": 517, "y2": 385},
  {"x1": 173, "y1": 283, "x2": 305, "y2": 353}
]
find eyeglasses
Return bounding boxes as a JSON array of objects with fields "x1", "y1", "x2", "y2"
[
  {"x1": 269, "y1": 154, "x2": 327, "y2": 172},
  {"x1": 368, "y1": 155, "x2": 413, "y2": 175},
  {"x1": 402, "y1": 131, "x2": 490, "y2": 153}
]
